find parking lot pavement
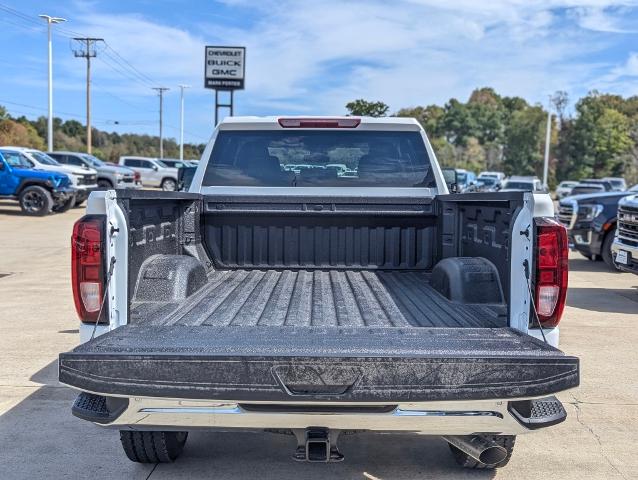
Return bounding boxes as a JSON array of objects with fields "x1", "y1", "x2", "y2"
[{"x1": 1, "y1": 201, "x2": 637, "y2": 479}]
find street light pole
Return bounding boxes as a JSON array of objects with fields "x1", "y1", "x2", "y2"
[
  {"x1": 39, "y1": 14, "x2": 66, "y2": 152},
  {"x1": 178, "y1": 85, "x2": 190, "y2": 161},
  {"x1": 543, "y1": 97, "x2": 552, "y2": 189}
]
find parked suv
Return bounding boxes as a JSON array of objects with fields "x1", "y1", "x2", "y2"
[
  {"x1": 0, "y1": 151, "x2": 76, "y2": 215},
  {"x1": 557, "y1": 185, "x2": 638, "y2": 270},
  {"x1": 118, "y1": 156, "x2": 178, "y2": 191},
  {"x1": 0, "y1": 147, "x2": 97, "y2": 206},
  {"x1": 612, "y1": 191, "x2": 638, "y2": 273},
  {"x1": 48, "y1": 152, "x2": 141, "y2": 190},
  {"x1": 604, "y1": 177, "x2": 627, "y2": 192}
]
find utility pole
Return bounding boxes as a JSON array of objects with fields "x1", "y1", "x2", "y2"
[
  {"x1": 152, "y1": 87, "x2": 169, "y2": 158},
  {"x1": 178, "y1": 85, "x2": 190, "y2": 161},
  {"x1": 543, "y1": 97, "x2": 552, "y2": 189},
  {"x1": 73, "y1": 37, "x2": 104, "y2": 154},
  {"x1": 38, "y1": 14, "x2": 66, "y2": 152}
]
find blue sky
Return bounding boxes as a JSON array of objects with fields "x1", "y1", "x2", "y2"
[{"x1": 2, "y1": 0, "x2": 638, "y2": 145}]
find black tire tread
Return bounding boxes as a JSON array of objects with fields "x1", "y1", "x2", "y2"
[
  {"x1": 448, "y1": 435, "x2": 516, "y2": 469},
  {"x1": 119, "y1": 431, "x2": 187, "y2": 463},
  {"x1": 18, "y1": 185, "x2": 53, "y2": 216}
]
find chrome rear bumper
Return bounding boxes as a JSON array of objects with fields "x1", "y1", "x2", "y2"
[{"x1": 74, "y1": 393, "x2": 559, "y2": 435}]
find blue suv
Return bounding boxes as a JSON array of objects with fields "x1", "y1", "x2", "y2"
[{"x1": 0, "y1": 150, "x2": 76, "y2": 215}]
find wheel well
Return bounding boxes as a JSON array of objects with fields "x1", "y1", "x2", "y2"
[
  {"x1": 161, "y1": 177, "x2": 177, "y2": 184},
  {"x1": 98, "y1": 177, "x2": 114, "y2": 187},
  {"x1": 16, "y1": 181, "x2": 53, "y2": 196},
  {"x1": 602, "y1": 222, "x2": 617, "y2": 245}
]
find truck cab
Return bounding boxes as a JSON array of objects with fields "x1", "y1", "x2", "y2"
[
  {"x1": 0, "y1": 150, "x2": 75, "y2": 215},
  {"x1": 60, "y1": 116, "x2": 578, "y2": 470}
]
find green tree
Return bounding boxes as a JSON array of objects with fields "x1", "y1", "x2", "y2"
[
  {"x1": 561, "y1": 93, "x2": 633, "y2": 179},
  {"x1": 345, "y1": 99, "x2": 389, "y2": 117},
  {"x1": 503, "y1": 106, "x2": 547, "y2": 177}
]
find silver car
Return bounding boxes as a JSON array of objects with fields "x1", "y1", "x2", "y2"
[
  {"x1": 118, "y1": 156, "x2": 179, "y2": 191},
  {"x1": 48, "y1": 152, "x2": 141, "y2": 190}
]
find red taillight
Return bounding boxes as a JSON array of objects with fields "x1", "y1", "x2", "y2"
[
  {"x1": 278, "y1": 117, "x2": 361, "y2": 128},
  {"x1": 534, "y1": 218, "x2": 568, "y2": 328},
  {"x1": 134, "y1": 171, "x2": 141, "y2": 181},
  {"x1": 72, "y1": 215, "x2": 108, "y2": 324}
]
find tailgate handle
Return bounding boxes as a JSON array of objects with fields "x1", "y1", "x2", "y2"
[{"x1": 272, "y1": 365, "x2": 361, "y2": 397}]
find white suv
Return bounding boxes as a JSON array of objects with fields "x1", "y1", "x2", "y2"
[
  {"x1": 118, "y1": 156, "x2": 179, "y2": 191},
  {"x1": 0, "y1": 147, "x2": 98, "y2": 206}
]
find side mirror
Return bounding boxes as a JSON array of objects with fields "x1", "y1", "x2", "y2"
[
  {"x1": 441, "y1": 167, "x2": 459, "y2": 193},
  {"x1": 0, "y1": 161, "x2": 5, "y2": 171},
  {"x1": 152, "y1": 165, "x2": 158, "y2": 171}
]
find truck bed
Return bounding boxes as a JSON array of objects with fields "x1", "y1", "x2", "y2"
[{"x1": 131, "y1": 269, "x2": 506, "y2": 329}]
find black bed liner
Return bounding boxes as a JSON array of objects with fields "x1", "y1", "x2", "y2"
[
  {"x1": 59, "y1": 326, "x2": 579, "y2": 402},
  {"x1": 131, "y1": 269, "x2": 506, "y2": 328}
]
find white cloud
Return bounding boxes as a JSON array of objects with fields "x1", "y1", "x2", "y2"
[{"x1": 60, "y1": 0, "x2": 638, "y2": 126}]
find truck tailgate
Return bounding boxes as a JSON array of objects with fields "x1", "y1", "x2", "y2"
[{"x1": 59, "y1": 326, "x2": 579, "y2": 402}]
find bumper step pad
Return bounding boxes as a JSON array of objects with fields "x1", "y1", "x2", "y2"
[
  {"x1": 72, "y1": 392, "x2": 128, "y2": 424},
  {"x1": 508, "y1": 396, "x2": 567, "y2": 429}
]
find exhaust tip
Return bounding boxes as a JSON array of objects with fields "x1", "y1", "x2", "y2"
[{"x1": 479, "y1": 445, "x2": 508, "y2": 465}]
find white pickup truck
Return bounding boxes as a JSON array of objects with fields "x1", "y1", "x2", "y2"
[{"x1": 59, "y1": 116, "x2": 578, "y2": 469}]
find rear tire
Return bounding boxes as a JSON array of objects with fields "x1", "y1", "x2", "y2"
[
  {"x1": 97, "y1": 179, "x2": 113, "y2": 189},
  {"x1": 448, "y1": 435, "x2": 516, "y2": 469},
  {"x1": 119, "y1": 430, "x2": 188, "y2": 463},
  {"x1": 18, "y1": 185, "x2": 53, "y2": 216},
  {"x1": 602, "y1": 229, "x2": 621, "y2": 272},
  {"x1": 161, "y1": 178, "x2": 177, "y2": 191},
  {"x1": 74, "y1": 199, "x2": 85, "y2": 208}
]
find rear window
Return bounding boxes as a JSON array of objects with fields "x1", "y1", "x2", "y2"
[
  {"x1": 503, "y1": 181, "x2": 534, "y2": 190},
  {"x1": 202, "y1": 130, "x2": 435, "y2": 188}
]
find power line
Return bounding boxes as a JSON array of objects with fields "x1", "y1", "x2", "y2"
[
  {"x1": 91, "y1": 80, "x2": 155, "y2": 112},
  {"x1": 0, "y1": 2, "x2": 159, "y2": 89},
  {"x1": 0, "y1": 98, "x2": 152, "y2": 124},
  {"x1": 103, "y1": 41, "x2": 156, "y2": 85},
  {"x1": 96, "y1": 53, "x2": 155, "y2": 90}
]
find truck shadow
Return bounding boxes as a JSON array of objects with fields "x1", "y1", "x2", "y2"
[
  {"x1": 567, "y1": 286, "x2": 638, "y2": 314},
  {"x1": 568, "y1": 257, "x2": 614, "y2": 273},
  {"x1": 0, "y1": 360, "x2": 497, "y2": 480}
]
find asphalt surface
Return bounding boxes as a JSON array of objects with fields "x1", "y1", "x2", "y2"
[{"x1": 1, "y1": 200, "x2": 637, "y2": 479}]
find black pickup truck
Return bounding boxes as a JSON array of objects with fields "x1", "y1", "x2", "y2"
[
  {"x1": 557, "y1": 186, "x2": 638, "y2": 270},
  {"x1": 59, "y1": 116, "x2": 578, "y2": 470}
]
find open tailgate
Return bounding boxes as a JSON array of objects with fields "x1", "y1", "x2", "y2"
[{"x1": 59, "y1": 325, "x2": 579, "y2": 402}]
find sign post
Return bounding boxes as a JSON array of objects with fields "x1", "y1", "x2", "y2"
[{"x1": 204, "y1": 46, "x2": 245, "y2": 125}]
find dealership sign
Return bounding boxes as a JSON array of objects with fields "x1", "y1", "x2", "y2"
[{"x1": 205, "y1": 46, "x2": 245, "y2": 90}]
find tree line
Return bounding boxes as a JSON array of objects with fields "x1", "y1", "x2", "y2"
[
  {"x1": 0, "y1": 106, "x2": 206, "y2": 162},
  {"x1": 3, "y1": 89, "x2": 638, "y2": 187},
  {"x1": 347, "y1": 88, "x2": 638, "y2": 187}
]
